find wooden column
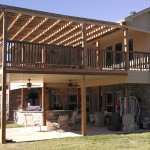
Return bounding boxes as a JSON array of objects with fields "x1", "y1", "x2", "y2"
[
  {"x1": 82, "y1": 23, "x2": 88, "y2": 68},
  {"x1": 123, "y1": 28, "x2": 129, "y2": 70},
  {"x1": 81, "y1": 75, "x2": 87, "y2": 136},
  {"x1": 42, "y1": 83, "x2": 46, "y2": 126},
  {"x1": 99, "y1": 86, "x2": 102, "y2": 112},
  {"x1": 1, "y1": 11, "x2": 7, "y2": 144},
  {"x1": 21, "y1": 88, "x2": 25, "y2": 111},
  {"x1": 125, "y1": 84, "x2": 130, "y2": 114},
  {"x1": 77, "y1": 88, "x2": 79, "y2": 111},
  {"x1": 97, "y1": 86, "x2": 100, "y2": 112}
]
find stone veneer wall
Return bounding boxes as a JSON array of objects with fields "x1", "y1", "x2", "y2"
[
  {"x1": 101, "y1": 84, "x2": 126, "y2": 112},
  {"x1": 14, "y1": 111, "x2": 43, "y2": 125},
  {"x1": 101, "y1": 83, "x2": 150, "y2": 118},
  {"x1": 129, "y1": 84, "x2": 150, "y2": 117}
]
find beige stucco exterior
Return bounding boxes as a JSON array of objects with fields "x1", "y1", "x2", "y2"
[{"x1": 97, "y1": 29, "x2": 150, "y2": 53}]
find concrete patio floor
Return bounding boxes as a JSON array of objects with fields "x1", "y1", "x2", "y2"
[
  {"x1": 1, "y1": 124, "x2": 149, "y2": 143},
  {"x1": 2, "y1": 124, "x2": 124, "y2": 143}
]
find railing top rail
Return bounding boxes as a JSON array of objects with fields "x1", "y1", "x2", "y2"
[
  {"x1": 87, "y1": 47, "x2": 150, "y2": 54},
  {"x1": 129, "y1": 51, "x2": 150, "y2": 54},
  {"x1": 7, "y1": 40, "x2": 84, "y2": 49}
]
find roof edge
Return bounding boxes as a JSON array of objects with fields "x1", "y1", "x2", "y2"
[{"x1": 0, "y1": 4, "x2": 121, "y2": 28}]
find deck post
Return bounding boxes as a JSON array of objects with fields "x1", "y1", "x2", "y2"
[
  {"x1": 1, "y1": 10, "x2": 7, "y2": 144},
  {"x1": 42, "y1": 83, "x2": 46, "y2": 126},
  {"x1": 81, "y1": 75, "x2": 87, "y2": 136},
  {"x1": 21, "y1": 88, "x2": 25, "y2": 111},
  {"x1": 123, "y1": 28, "x2": 129, "y2": 70},
  {"x1": 82, "y1": 23, "x2": 88, "y2": 68}
]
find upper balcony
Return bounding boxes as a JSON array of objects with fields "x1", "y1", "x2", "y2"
[
  {"x1": 0, "y1": 40, "x2": 150, "y2": 74},
  {"x1": 0, "y1": 6, "x2": 149, "y2": 75}
]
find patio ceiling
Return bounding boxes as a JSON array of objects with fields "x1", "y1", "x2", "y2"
[
  {"x1": 0, "y1": 4, "x2": 121, "y2": 47},
  {"x1": 4, "y1": 73, "x2": 127, "y2": 90}
]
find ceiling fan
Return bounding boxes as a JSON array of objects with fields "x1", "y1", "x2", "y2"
[
  {"x1": 68, "y1": 80, "x2": 78, "y2": 88},
  {"x1": 19, "y1": 79, "x2": 41, "y2": 90}
]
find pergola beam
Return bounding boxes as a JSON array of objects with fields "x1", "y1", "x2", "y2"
[
  {"x1": 0, "y1": 4, "x2": 121, "y2": 28},
  {"x1": 1, "y1": 10, "x2": 7, "y2": 144}
]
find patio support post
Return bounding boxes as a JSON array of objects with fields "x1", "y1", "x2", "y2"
[
  {"x1": 82, "y1": 23, "x2": 88, "y2": 68},
  {"x1": 81, "y1": 75, "x2": 87, "y2": 136},
  {"x1": 21, "y1": 88, "x2": 25, "y2": 111},
  {"x1": 1, "y1": 10, "x2": 7, "y2": 144},
  {"x1": 42, "y1": 83, "x2": 46, "y2": 126},
  {"x1": 125, "y1": 84, "x2": 130, "y2": 114},
  {"x1": 123, "y1": 28, "x2": 129, "y2": 70},
  {"x1": 97, "y1": 86, "x2": 100, "y2": 112}
]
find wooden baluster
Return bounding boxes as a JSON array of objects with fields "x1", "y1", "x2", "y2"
[
  {"x1": 148, "y1": 54, "x2": 150, "y2": 71},
  {"x1": 8, "y1": 42, "x2": 10, "y2": 62},
  {"x1": 17, "y1": 42, "x2": 18, "y2": 63}
]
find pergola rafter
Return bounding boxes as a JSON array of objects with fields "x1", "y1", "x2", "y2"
[
  {"x1": 47, "y1": 23, "x2": 82, "y2": 44},
  {"x1": 39, "y1": 21, "x2": 73, "y2": 43},
  {"x1": 0, "y1": 5, "x2": 121, "y2": 46},
  {"x1": 30, "y1": 19, "x2": 61, "y2": 43},
  {"x1": 72, "y1": 27, "x2": 117, "y2": 47},
  {"x1": 58, "y1": 25, "x2": 96, "y2": 46},
  {"x1": 20, "y1": 17, "x2": 48, "y2": 41},
  {"x1": 10, "y1": 15, "x2": 35, "y2": 40}
]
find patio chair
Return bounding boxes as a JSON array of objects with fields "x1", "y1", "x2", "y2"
[
  {"x1": 24, "y1": 114, "x2": 41, "y2": 132},
  {"x1": 69, "y1": 111, "x2": 78, "y2": 128},
  {"x1": 53, "y1": 115, "x2": 69, "y2": 132}
]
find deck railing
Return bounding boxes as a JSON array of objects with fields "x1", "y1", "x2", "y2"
[
  {"x1": 129, "y1": 51, "x2": 150, "y2": 70},
  {"x1": 87, "y1": 48, "x2": 126, "y2": 70},
  {"x1": 0, "y1": 41, "x2": 150, "y2": 71},
  {"x1": 6, "y1": 41, "x2": 83, "y2": 68}
]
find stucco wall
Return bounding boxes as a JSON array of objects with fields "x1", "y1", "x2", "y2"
[{"x1": 98, "y1": 29, "x2": 150, "y2": 52}]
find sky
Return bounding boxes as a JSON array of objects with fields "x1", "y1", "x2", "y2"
[{"x1": 0, "y1": 0, "x2": 150, "y2": 22}]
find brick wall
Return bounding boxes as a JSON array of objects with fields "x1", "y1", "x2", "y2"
[
  {"x1": 9, "y1": 89, "x2": 22, "y2": 121},
  {"x1": 8, "y1": 86, "x2": 100, "y2": 120}
]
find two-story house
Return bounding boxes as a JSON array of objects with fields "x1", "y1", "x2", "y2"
[{"x1": 0, "y1": 4, "x2": 150, "y2": 143}]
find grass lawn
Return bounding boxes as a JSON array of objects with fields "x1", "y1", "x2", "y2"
[
  {"x1": 0, "y1": 132, "x2": 150, "y2": 150},
  {"x1": 0, "y1": 121, "x2": 24, "y2": 129}
]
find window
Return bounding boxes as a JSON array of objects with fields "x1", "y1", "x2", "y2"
[
  {"x1": 106, "y1": 46, "x2": 113, "y2": 66},
  {"x1": 68, "y1": 94, "x2": 77, "y2": 110},
  {"x1": 53, "y1": 95, "x2": 62, "y2": 110},
  {"x1": 106, "y1": 92, "x2": 113, "y2": 112},
  {"x1": 115, "y1": 43, "x2": 122, "y2": 64},
  {"x1": 129, "y1": 39, "x2": 133, "y2": 60}
]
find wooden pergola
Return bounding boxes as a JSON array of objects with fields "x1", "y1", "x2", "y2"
[{"x1": 0, "y1": 4, "x2": 125, "y2": 144}]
